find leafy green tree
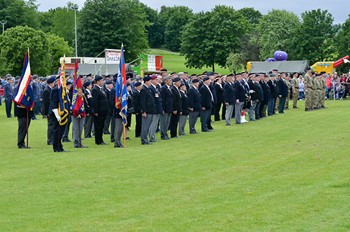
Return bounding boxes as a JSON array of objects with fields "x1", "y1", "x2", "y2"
[
  {"x1": 78, "y1": 0, "x2": 149, "y2": 61},
  {"x1": 0, "y1": 0, "x2": 40, "y2": 30},
  {"x1": 49, "y1": 2, "x2": 79, "y2": 48},
  {"x1": 335, "y1": 15, "x2": 350, "y2": 72},
  {"x1": 47, "y1": 33, "x2": 74, "y2": 74},
  {"x1": 163, "y1": 6, "x2": 193, "y2": 52},
  {"x1": 140, "y1": 3, "x2": 162, "y2": 48},
  {"x1": 238, "y1": 7, "x2": 262, "y2": 25},
  {"x1": 257, "y1": 9, "x2": 301, "y2": 60},
  {"x1": 289, "y1": 9, "x2": 337, "y2": 64},
  {"x1": 181, "y1": 6, "x2": 249, "y2": 72},
  {"x1": 0, "y1": 26, "x2": 50, "y2": 76},
  {"x1": 226, "y1": 52, "x2": 245, "y2": 73}
]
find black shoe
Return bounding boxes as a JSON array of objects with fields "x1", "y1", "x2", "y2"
[
  {"x1": 104, "y1": 131, "x2": 111, "y2": 135},
  {"x1": 126, "y1": 137, "x2": 130, "y2": 140},
  {"x1": 18, "y1": 145, "x2": 30, "y2": 149},
  {"x1": 114, "y1": 144, "x2": 124, "y2": 148},
  {"x1": 161, "y1": 137, "x2": 170, "y2": 140},
  {"x1": 171, "y1": 136, "x2": 178, "y2": 138},
  {"x1": 62, "y1": 139, "x2": 71, "y2": 143},
  {"x1": 150, "y1": 139, "x2": 157, "y2": 142},
  {"x1": 47, "y1": 142, "x2": 53, "y2": 145},
  {"x1": 85, "y1": 135, "x2": 92, "y2": 138},
  {"x1": 141, "y1": 141, "x2": 150, "y2": 145},
  {"x1": 97, "y1": 142, "x2": 108, "y2": 145}
]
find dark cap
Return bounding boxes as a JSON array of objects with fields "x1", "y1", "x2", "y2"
[
  {"x1": 47, "y1": 76, "x2": 56, "y2": 84},
  {"x1": 203, "y1": 77, "x2": 210, "y2": 82},
  {"x1": 143, "y1": 76, "x2": 151, "y2": 82},
  {"x1": 134, "y1": 82, "x2": 142, "y2": 87},
  {"x1": 192, "y1": 79, "x2": 199, "y2": 83},
  {"x1": 173, "y1": 77, "x2": 181, "y2": 82},
  {"x1": 179, "y1": 83, "x2": 185, "y2": 88},
  {"x1": 105, "y1": 80, "x2": 113, "y2": 85},
  {"x1": 160, "y1": 68, "x2": 167, "y2": 72},
  {"x1": 83, "y1": 82, "x2": 91, "y2": 88},
  {"x1": 94, "y1": 75, "x2": 103, "y2": 82}
]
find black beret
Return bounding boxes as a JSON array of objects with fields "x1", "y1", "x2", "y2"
[
  {"x1": 105, "y1": 80, "x2": 113, "y2": 85},
  {"x1": 94, "y1": 75, "x2": 103, "y2": 82},
  {"x1": 192, "y1": 79, "x2": 199, "y2": 83},
  {"x1": 47, "y1": 76, "x2": 56, "y2": 84},
  {"x1": 143, "y1": 76, "x2": 151, "y2": 82},
  {"x1": 203, "y1": 77, "x2": 210, "y2": 82},
  {"x1": 160, "y1": 68, "x2": 167, "y2": 72},
  {"x1": 134, "y1": 82, "x2": 142, "y2": 87},
  {"x1": 83, "y1": 82, "x2": 91, "y2": 88},
  {"x1": 173, "y1": 77, "x2": 181, "y2": 82},
  {"x1": 179, "y1": 83, "x2": 185, "y2": 88}
]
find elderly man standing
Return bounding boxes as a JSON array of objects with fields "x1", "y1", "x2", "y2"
[
  {"x1": 91, "y1": 75, "x2": 109, "y2": 145},
  {"x1": 140, "y1": 76, "x2": 156, "y2": 145}
]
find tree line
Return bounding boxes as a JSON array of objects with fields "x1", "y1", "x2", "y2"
[{"x1": 1, "y1": 0, "x2": 350, "y2": 76}]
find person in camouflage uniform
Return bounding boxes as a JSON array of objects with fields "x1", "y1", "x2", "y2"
[
  {"x1": 320, "y1": 72, "x2": 327, "y2": 108},
  {"x1": 291, "y1": 72, "x2": 299, "y2": 109},
  {"x1": 314, "y1": 74, "x2": 322, "y2": 109},
  {"x1": 285, "y1": 73, "x2": 291, "y2": 109},
  {"x1": 304, "y1": 68, "x2": 314, "y2": 111}
]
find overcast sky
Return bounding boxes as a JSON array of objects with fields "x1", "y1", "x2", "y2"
[{"x1": 37, "y1": 0, "x2": 350, "y2": 24}]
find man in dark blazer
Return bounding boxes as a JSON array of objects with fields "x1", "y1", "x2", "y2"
[
  {"x1": 4, "y1": 76, "x2": 14, "y2": 118},
  {"x1": 160, "y1": 77, "x2": 173, "y2": 140},
  {"x1": 140, "y1": 76, "x2": 156, "y2": 145},
  {"x1": 234, "y1": 73, "x2": 246, "y2": 124},
  {"x1": 224, "y1": 75, "x2": 236, "y2": 126},
  {"x1": 83, "y1": 81, "x2": 94, "y2": 138},
  {"x1": 41, "y1": 76, "x2": 55, "y2": 145},
  {"x1": 91, "y1": 75, "x2": 109, "y2": 145},
  {"x1": 199, "y1": 77, "x2": 213, "y2": 132},
  {"x1": 214, "y1": 78, "x2": 224, "y2": 121},
  {"x1": 149, "y1": 75, "x2": 163, "y2": 142},
  {"x1": 132, "y1": 82, "x2": 143, "y2": 138},
  {"x1": 49, "y1": 80, "x2": 69, "y2": 152},
  {"x1": 278, "y1": 72, "x2": 289, "y2": 114},
  {"x1": 170, "y1": 77, "x2": 182, "y2": 138},
  {"x1": 187, "y1": 78, "x2": 201, "y2": 134}
]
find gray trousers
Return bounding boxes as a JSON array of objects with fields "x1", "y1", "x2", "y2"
[
  {"x1": 225, "y1": 104, "x2": 234, "y2": 125},
  {"x1": 47, "y1": 115, "x2": 54, "y2": 144},
  {"x1": 178, "y1": 115, "x2": 188, "y2": 135},
  {"x1": 160, "y1": 113, "x2": 171, "y2": 139},
  {"x1": 141, "y1": 114, "x2": 153, "y2": 143},
  {"x1": 235, "y1": 102, "x2": 243, "y2": 124},
  {"x1": 149, "y1": 114, "x2": 160, "y2": 141},
  {"x1": 84, "y1": 115, "x2": 93, "y2": 137},
  {"x1": 72, "y1": 116, "x2": 85, "y2": 147},
  {"x1": 248, "y1": 101, "x2": 257, "y2": 121},
  {"x1": 189, "y1": 111, "x2": 199, "y2": 133},
  {"x1": 114, "y1": 118, "x2": 123, "y2": 147},
  {"x1": 200, "y1": 109, "x2": 211, "y2": 131},
  {"x1": 104, "y1": 114, "x2": 111, "y2": 133}
]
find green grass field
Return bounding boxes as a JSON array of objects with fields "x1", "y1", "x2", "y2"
[
  {"x1": 1, "y1": 99, "x2": 350, "y2": 231},
  {"x1": 147, "y1": 49, "x2": 230, "y2": 75}
]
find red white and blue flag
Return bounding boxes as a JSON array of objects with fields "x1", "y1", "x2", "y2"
[
  {"x1": 13, "y1": 49, "x2": 34, "y2": 110},
  {"x1": 115, "y1": 44, "x2": 128, "y2": 125},
  {"x1": 71, "y1": 60, "x2": 85, "y2": 117}
]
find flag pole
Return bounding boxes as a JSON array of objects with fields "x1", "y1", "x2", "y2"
[{"x1": 26, "y1": 109, "x2": 29, "y2": 147}]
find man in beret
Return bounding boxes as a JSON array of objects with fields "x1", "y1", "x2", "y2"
[
  {"x1": 41, "y1": 76, "x2": 56, "y2": 145},
  {"x1": 140, "y1": 76, "x2": 156, "y2": 145},
  {"x1": 160, "y1": 76, "x2": 173, "y2": 140},
  {"x1": 188, "y1": 78, "x2": 201, "y2": 134},
  {"x1": 83, "y1": 81, "x2": 94, "y2": 138},
  {"x1": 148, "y1": 74, "x2": 163, "y2": 142},
  {"x1": 132, "y1": 82, "x2": 143, "y2": 138},
  {"x1": 170, "y1": 77, "x2": 182, "y2": 138},
  {"x1": 304, "y1": 68, "x2": 313, "y2": 111},
  {"x1": 199, "y1": 77, "x2": 213, "y2": 132},
  {"x1": 61, "y1": 81, "x2": 73, "y2": 143},
  {"x1": 91, "y1": 75, "x2": 109, "y2": 145},
  {"x1": 291, "y1": 72, "x2": 299, "y2": 109},
  {"x1": 103, "y1": 80, "x2": 114, "y2": 137},
  {"x1": 277, "y1": 73, "x2": 289, "y2": 114}
]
